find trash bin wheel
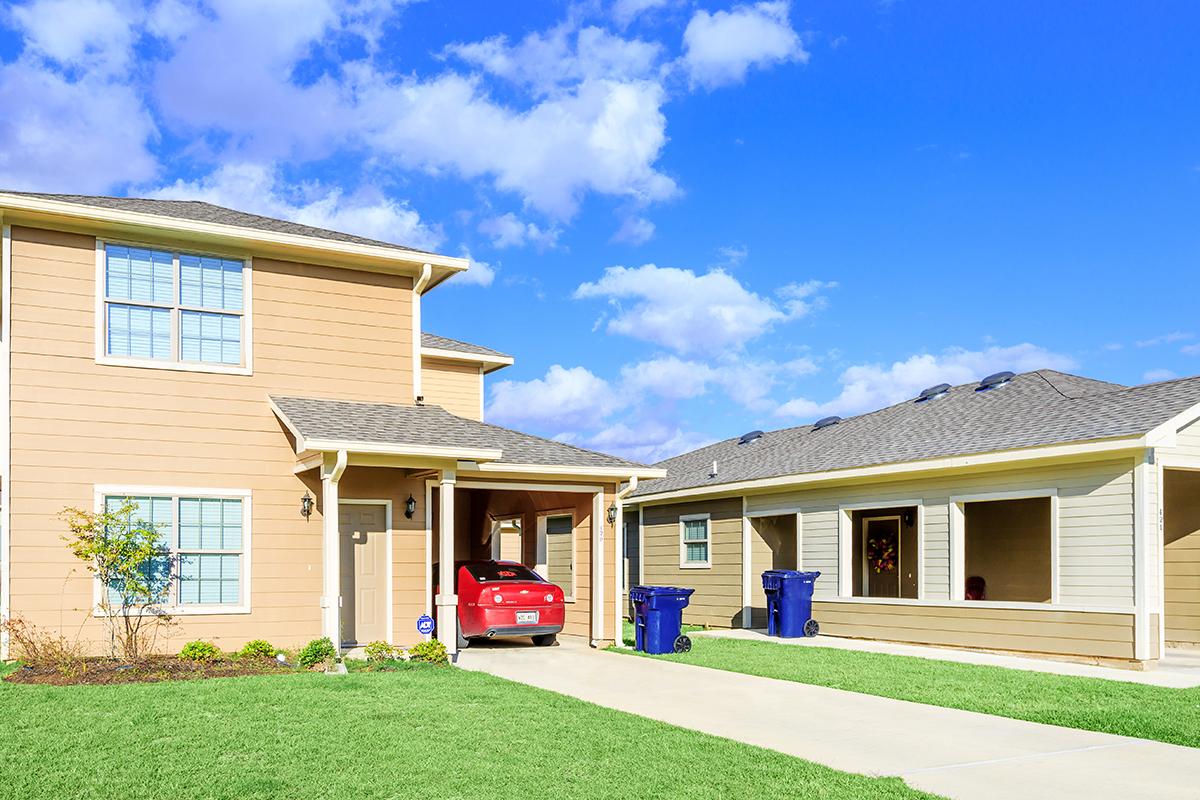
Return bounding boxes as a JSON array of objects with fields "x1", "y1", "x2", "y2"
[
  {"x1": 803, "y1": 618, "x2": 820, "y2": 638},
  {"x1": 673, "y1": 635, "x2": 692, "y2": 653}
]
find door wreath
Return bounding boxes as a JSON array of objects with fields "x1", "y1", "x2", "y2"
[{"x1": 867, "y1": 536, "x2": 896, "y2": 574}]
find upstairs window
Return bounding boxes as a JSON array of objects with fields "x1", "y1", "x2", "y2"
[{"x1": 101, "y1": 244, "x2": 249, "y2": 371}]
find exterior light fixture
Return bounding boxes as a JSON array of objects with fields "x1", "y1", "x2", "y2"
[
  {"x1": 300, "y1": 491, "x2": 314, "y2": 519},
  {"x1": 606, "y1": 503, "x2": 618, "y2": 524},
  {"x1": 405, "y1": 494, "x2": 417, "y2": 519}
]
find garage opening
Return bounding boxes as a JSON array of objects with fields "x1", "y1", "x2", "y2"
[
  {"x1": 851, "y1": 507, "x2": 918, "y2": 599},
  {"x1": 962, "y1": 497, "x2": 1051, "y2": 603},
  {"x1": 1163, "y1": 469, "x2": 1200, "y2": 648},
  {"x1": 748, "y1": 514, "x2": 798, "y2": 627}
]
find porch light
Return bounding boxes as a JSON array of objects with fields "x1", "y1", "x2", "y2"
[
  {"x1": 300, "y1": 491, "x2": 314, "y2": 519},
  {"x1": 606, "y1": 503, "x2": 618, "y2": 524},
  {"x1": 405, "y1": 494, "x2": 417, "y2": 519}
]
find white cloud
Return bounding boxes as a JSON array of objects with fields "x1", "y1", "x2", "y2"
[
  {"x1": 1143, "y1": 369, "x2": 1177, "y2": 383},
  {"x1": 573, "y1": 264, "x2": 832, "y2": 354},
  {"x1": 1182, "y1": 343, "x2": 1200, "y2": 356},
  {"x1": 1135, "y1": 331, "x2": 1193, "y2": 348},
  {"x1": 576, "y1": 420, "x2": 714, "y2": 463},
  {"x1": 621, "y1": 356, "x2": 716, "y2": 399},
  {"x1": 487, "y1": 365, "x2": 622, "y2": 428},
  {"x1": 611, "y1": 0, "x2": 677, "y2": 27},
  {"x1": 448, "y1": 248, "x2": 497, "y2": 287},
  {"x1": 478, "y1": 212, "x2": 560, "y2": 250},
  {"x1": 150, "y1": 162, "x2": 444, "y2": 251},
  {"x1": 681, "y1": 1, "x2": 807, "y2": 89},
  {"x1": 775, "y1": 344, "x2": 1077, "y2": 420},
  {"x1": 611, "y1": 215, "x2": 655, "y2": 244},
  {"x1": 11, "y1": 0, "x2": 136, "y2": 75}
]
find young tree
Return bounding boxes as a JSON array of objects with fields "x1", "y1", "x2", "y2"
[{"x1": 60, "y1": 500, "x2": 174, "y2": 660}]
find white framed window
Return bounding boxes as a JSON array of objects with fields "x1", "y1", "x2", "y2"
[
  {"x1": 680, "y1": 513, "x2": 711, "y2": 568},
  {"x1": 538, "y1": 511, "x2": 576, "y2": 602},
  {"x1": 96, "y1": 241, "x2": 253, "y2": 375},
  {"x1": 93, "y1": 486, "x2": 252, "y2": 614}
]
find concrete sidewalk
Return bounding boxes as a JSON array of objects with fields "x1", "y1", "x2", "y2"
[
  {"x1": 696, "y1": 628, "x2": 1200, "y2": 688},
  {"x1": 458, "y1": 638, "x2": 1200, "y2": 800}
]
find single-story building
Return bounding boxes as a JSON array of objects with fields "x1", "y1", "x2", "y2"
[{"x1": 624, "y1": 370, "x2": 1200, "y2": 666}]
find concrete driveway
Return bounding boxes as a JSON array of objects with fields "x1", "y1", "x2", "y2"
[{"x1": 457, "y1": 637, "x2": 1200, "y2": 800}]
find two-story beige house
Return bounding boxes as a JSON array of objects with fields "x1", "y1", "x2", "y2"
[
  {"x1": 0, "y1": 191, "x2": 662, "y2": 659},
  {"x1": 625, "y1": 370, "x2": 1200, "y2": 667}
]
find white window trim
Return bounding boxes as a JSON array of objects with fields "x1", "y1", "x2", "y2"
[
  {"x1": 91, "y1": 485, "x2": 253, "y2": 616},
  {"x1": 948, "y1": 487, "x2": 1059, "y2": 605},
  {"x1": 680, "y1": 512, "x2": 712, "y2": 569},
  {"x1": 537, "y1": 509, "x2": 578, "y2": 602},
  {"x1": 94, "y1": 239, "x2": 254, "y2": 376},
  {"x1": 836, "y1": 499, "x2": 923, "y2": 599}
]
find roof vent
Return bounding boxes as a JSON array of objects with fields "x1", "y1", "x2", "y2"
[
  {"x1": 976, "y1": 371, "x2": 1015, "y2": 392},
  {"x1": 813, "y1": 415, "x2": 841, "y2": 431},
  {"x1": 738, "y1": 430, "x2": 764, "y2": 445},
  {"x1": 915, "y1": 383, "x2": 951, "y2": 403}
]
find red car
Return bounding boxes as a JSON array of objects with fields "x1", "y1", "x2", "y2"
[{"x1": 435, "y1": 560, "x2": 565, "y2": 648}]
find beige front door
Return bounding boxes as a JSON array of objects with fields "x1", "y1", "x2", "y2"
[{"x1": 339, "y1": 503, "x2": 388, "y2": 647}]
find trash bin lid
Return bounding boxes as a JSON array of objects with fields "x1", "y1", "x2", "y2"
[
  {"x1": 630, "y1": 585, "x2": 695, "y2": 597},
  {"x1": 762, "y1": 570, "x2": 821, "y2": 580}
]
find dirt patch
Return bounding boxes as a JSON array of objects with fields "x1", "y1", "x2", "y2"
[{"x1": 5, "y1": 656, "x2": 296, "y2": 686}]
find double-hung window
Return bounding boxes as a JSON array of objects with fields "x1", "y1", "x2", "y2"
[
  {"x1": 99, "y1": 490, "x2": 251, "y2": 613},
  {"x1": 680, "y1": 514, "x2": 711, "y2": 568},
  {"x1": 101, "y1": 243, "x2": 249, "y2": 372}
]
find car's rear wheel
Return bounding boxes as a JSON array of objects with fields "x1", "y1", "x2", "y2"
[
  {"x1": 456, "y1": 614, "x2": 469, "y2": 650},
  {"x1": 531, "y1": 633, "x2": 557, "y2": 647}
]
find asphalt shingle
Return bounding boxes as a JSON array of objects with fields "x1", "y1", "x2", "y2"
[
  {"x1": 421, "y1": 333, "x2": 511, "y2": 359},
  {"x1": 632, "y1": 370, "x2": 1200, "y2": 497}
]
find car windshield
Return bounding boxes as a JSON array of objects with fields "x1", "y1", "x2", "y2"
[{"x1": 466, "y1": 563, "x2": 544, "y2": 583}]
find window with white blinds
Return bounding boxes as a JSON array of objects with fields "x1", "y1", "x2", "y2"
[{"x1": 102, "y1": 244, "x2": 248, "y2": 369}]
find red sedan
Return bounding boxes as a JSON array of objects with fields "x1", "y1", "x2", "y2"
[{"x1": 435, "y1": 560, "x2": 565, "y2": 648}]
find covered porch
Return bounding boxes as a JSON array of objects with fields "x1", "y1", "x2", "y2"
[{"x1": 270, "y1": 395, "x2": 663, "y2": 656}]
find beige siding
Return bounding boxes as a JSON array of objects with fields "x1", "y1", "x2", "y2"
[
  {"x1": 421, "y1": 357, "x2": 482, "y2": 420},
  {"x1": 1163, "y1": 469, "x2": 1200, "y2": 647},
  {"x1": 8, "y1": 225, "x2": 416, "y2": 654},
  {"x1": 746, "y1": 458, "x2": 1135, "y2": 607},
  {"x1": 812, "y1": 601, "x2": 1136, "y2": 660},
  {"x1": 642, "y1": 498, "x2": 743, "y2": 628}
]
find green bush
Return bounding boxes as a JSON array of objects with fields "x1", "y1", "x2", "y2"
[
  {"x1": 363, "y1": 640, "x2": 401, "y2": 662},
  {"x1": 239, "y1": 639, "x2": 278, "y2": 660},
  {"x1": 298, "y1": 637, "x2": 337, "y2": 669},
  {"x1": 179, "y1": 640, "x2": 221, "y2": 663},
  {"x1": 406, "y1": 639, "x2": 449, "y2": 665}
]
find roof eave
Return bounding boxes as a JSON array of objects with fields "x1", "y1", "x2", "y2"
[
  {"x1": 421, "y1": 346, "x2": 514, "y2": 373},
  {"x1": 472, "y1": 462, "x2": 666, "y2": 480}
]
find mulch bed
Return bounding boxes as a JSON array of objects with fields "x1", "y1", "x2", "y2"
[{"x1": 5, "y1": 656, "x2": 295, "y2": 686}]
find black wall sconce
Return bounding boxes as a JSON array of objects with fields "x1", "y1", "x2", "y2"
[
  {"x1": 606, "y1": 503, "x2": 618, "y2": 525},
  {"x1": 300, "y1": 491, "x2": 314, "y2": 519},
  {"x1": 903, "y1": 510, "x2": 914, "y2": 527},
  {"x1": 405, "y1": 494, "x2": 417, "y2": 519}
]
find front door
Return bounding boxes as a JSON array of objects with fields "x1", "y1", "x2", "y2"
[
  {"x1": 862, "y1": 516, "x2": 901, "y2": 598},
  {"x1": 339, "y1": 503, "x2": 388, "y2": 647}
]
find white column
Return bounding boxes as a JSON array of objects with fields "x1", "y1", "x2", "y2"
[
  {"x1": 741, "y1": 498, "x2": 751, "y2": 628},
  {"x1": 321, "y1": 450, "x2": 348, "y2": 651},
  {"x1": 1133, "y1": 452, "x2": 1151, "y2": 661},
  {"x1": 437, "y1": 468, "x2": 458, "y2": 655}
]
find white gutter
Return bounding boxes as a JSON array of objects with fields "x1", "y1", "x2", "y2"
[
  {"x1": 612, "y1": 477, "x2": 637, "y2": 649},
  {"x1": 412, "y1": 264, "x2": 432, "y2": 403}
]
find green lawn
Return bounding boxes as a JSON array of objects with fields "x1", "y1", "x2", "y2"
[
  {"x1": 617, "y1": 626, "x2": 1200, "y2": 748},
  {"x1": 0, "y1": 664, "x2": 937, "y2": 800}
]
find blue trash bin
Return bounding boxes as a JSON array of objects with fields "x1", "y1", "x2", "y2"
[
  {"x1": 629, "y1": 585, "x2": 696, "y2": 654},
  {"x1": 761, "y1": 570, "x2": 821, "y2": 638}
]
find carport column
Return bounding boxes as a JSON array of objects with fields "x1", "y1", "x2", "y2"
[
  {"x1": 321, "y1": 450, "x2": 348, "y2": 651},
  {"x1": 437, "y1": 468, "x2": 458, "y2": 656}
]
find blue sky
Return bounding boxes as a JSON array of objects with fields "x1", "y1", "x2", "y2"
[{"x1": 1, "y1": 1, "x2": 1197, "y2": 462}]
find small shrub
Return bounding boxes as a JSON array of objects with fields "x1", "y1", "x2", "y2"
[
  {"x1": 1, "y1": 616, "x2": 85, "y2": 677},
  {"x1": 239, "y1": 639, "x2": 278, "y2": 660},
  {"x1": 406, "y1": 639, "x2": 449, "y2": 665},
  {"x1": 178, "y1": 640, "x2": 221, "y2": 663},
  {"x1": 298, "y1": 637, "x2": 337, "y2": 669},
  {"x1": 363, "y1": 640, "x2": 401, "y2": 662}
]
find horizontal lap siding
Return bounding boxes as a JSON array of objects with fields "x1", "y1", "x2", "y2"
[
  {"x1": 420, "y1": 358, "x2": 481, "y2": 420},
  {"x1": 747, "y1": 458, "x2": 1135, "y2": 606},
  {"x1": 642, "y1": 498, "x2": 743, "y2": 628},
  {"x1": 812, "y1": 601, "x2": 1136, "y2": 660},
  {"x1": 7, "y1": 225, "x2": 416, "y2": 654}
]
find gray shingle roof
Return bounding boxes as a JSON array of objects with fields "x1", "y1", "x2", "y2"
[
  {"x1": 271, "y1": 395, "x2": 647, "y2": 471},
  {"x1": 421, "y1": 333, "x2": 511, "y2": 360},
  {"x1": 632, "y1": 370, "x2": 1200, "y2": 498},
  {"x1": 1, "y1": 191, "x2": 433, "y2": 255}
]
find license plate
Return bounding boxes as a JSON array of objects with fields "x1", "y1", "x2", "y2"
[{"x1": 516, "y1": 611, "x2": 539, "y2": 625}]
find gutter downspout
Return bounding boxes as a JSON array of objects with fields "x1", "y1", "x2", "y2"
[
  {"x1": 322, "y1": 450, "x2": 349, "y2": 653},
  {"x1": 610, "y1": 477, "x2": 638, "y2": 649},
  {"x1": 411, "y1": 263, "x2": 432, "y2": 403}
]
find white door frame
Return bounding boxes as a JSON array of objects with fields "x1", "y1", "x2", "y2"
[{"x1": 339, "y1": 499, "x2": 394, "y2": 646}]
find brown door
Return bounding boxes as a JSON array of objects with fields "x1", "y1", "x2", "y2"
[
  {"x1": 863, "y1": 517, "x2": 901, "y2": 598},
  {"x1": 339, "y1": 503, "x2": 388, "y2": 647}
]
